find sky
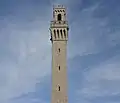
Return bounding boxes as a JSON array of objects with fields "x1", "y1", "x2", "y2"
[{"x1": 0, "y1": 0, "x2": 120, "y2": 103}]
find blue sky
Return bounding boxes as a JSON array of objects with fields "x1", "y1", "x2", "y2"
[{"x1": 0, "y1": 0, "x2": 120, "y2": 103}]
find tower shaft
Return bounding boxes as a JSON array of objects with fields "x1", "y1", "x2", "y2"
[{"x1": 50, "y1": 5, "x2": 69, "y2": 103}]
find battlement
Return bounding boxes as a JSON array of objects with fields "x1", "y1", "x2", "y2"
[{"x1": 53, "y1": 5, "x2": 65, "y2": 9}]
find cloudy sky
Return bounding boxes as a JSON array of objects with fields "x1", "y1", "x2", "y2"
[{"x1": 0, "y1": 0, "x2": 120, "y2": 103}]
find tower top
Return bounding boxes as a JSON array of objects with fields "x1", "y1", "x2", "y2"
[
  {"x1": 49, "y1": 5, "x2": 69, "y2": 42},
  {"x1": 51, "y1": 4, "x2": 68, "y2": 24},
  {"x1": 53, "y1": 5, "x2": 65, "y2": 9}
]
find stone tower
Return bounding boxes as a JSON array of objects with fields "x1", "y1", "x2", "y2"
[{"x1": 49, "y1": 5, "x2": 69, "y2": 103}]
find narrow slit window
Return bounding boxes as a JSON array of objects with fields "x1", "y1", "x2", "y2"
[
  {"x1": 59, "y1": 66, "x2": 60, "y2": 71},
  {"x1": 58, "y1": 48, "x2": 60, "y2": 52},
  {"x1": 58, "y1": 85, "x2": 60, "y2": 91}
]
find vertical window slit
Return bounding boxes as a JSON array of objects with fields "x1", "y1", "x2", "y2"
[
  {"x1": 59, "y1": 66, "x2": 60, "y2": 71},
  {"x1": 58, "y1": 48, "x2": 60, "y2": 52},
  {"x1": 58, "y1": 85, "x2": 60, "y2": 91}
]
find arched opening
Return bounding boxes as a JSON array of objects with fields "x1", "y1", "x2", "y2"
[
  {"x1": 63, "y1": 29, "x2": 66, "y2": 38},
  {"x1": 60, "y1": 30, "x2": 63, "y2": 38},
  {"x1": 54, "y1": 30, "x2": 56, "y2": 38},
  {"x1": 57, "y1": 14, "x2": 62, "y2": 21},
  {"x1": 57, "y1": 30, "x2": 59, "y2": 38}
]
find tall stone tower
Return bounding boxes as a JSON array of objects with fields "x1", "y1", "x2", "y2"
[{"x1": 49, "y1": 5, "x2": 69, "y2": 103}]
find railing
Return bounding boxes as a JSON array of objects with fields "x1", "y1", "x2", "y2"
[{"x1": 50, "y1": 21, "x2": 68, "y2": 27}]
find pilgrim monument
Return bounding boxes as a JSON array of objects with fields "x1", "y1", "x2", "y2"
[{"x1": 49, "y1": 5, "x2": 69, "y2": 103}]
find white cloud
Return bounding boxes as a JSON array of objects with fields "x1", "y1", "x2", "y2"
[
  {"x1": 67, "y1": 3, "x2": 101, "y2": 58},
  {"x1": 0, "y1": 11, "x2": 52, "y2": 103},
  {"x1": 50, "y1": 0, "x2": 80, "y2": 5},
  {"x1": 1, "y1": 1, "x2": 120, "y2": 103},
  {"x1": 77, "y1": 55, "x2": 120, "y2": 99},
  {"x1": 0, "y1": 1, "x2": 76, "y2": 102}
]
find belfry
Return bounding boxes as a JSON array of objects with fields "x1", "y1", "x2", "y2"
[{"x1": 49, "y1": 5, "x2": 69, "y2": 103}]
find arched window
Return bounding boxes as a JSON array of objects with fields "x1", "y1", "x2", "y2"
[
  {"x1": 57, "y1": 30, "x2": 59, "y2": 38},
  {"x1": 60, "y1": 29, "x2": 63, "y2": 38},
  {"x1": 63, "y1": 29, "x2": 66, "y2": 38},
  {"x1": 54, "y1": 30, "x2": 56, "y2": 38},
  {"x1": 57, "y1": 14, "x2": 62, "y2": 21}
]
